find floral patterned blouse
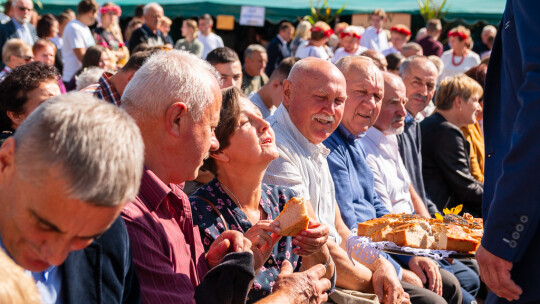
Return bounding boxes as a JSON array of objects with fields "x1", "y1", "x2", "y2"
[{"x1": 190, "y1": 178, "x2": 301, "y2": 303}]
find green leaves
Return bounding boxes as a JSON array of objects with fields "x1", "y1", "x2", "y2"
[
  {"x1": 418, "y1": 0, "x2": 450, "y2": 22},
  {"x1": 307, "y1": 0, "x2": 347, "y2": 25}
]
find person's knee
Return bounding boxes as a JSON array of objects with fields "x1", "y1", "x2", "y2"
[{"x1": 440, "y1": 268, "x2": 463, "y2": 304}]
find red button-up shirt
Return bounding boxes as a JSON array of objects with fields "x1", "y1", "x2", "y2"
[{"x1": 122, "y1": 168, "x2": 209, "y2": 303}]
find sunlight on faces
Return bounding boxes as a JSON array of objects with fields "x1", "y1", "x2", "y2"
[
  {"x1": 181, "y1": 22, "x2": 193, "y2": 37},
  {"x1": 222, "y1": 98, "x2": 278, "y2": 166},
  {"x1": 391, "y1": 33, "x2": 408, "y2": 51},
  {"x1": 34, "y1": 45, "x2": 56, "y2": 66},
  {"x1": 177, "y1": 86, "x2": 222, "y2": 182},
  {"x1": 215, "y1": 61, "x2": 242, "y2": 89},
  {"x1": 10, "y1": 81, "x2": 61, "y2": 129},
  {"x1": 245, "y1": 51, "x2": 268, "y2": 77},
  {"x1": 283, "y1": 59, "x2": 346, "y2": 144},
  {"x1": 144, "y1": 6, "x2": 163, "y2": 31},
  {"x1": 402, "y1": 59, "x2": 438, "y2": 117},
  {"x1": 375, "y1": 75, "x2": 407, "y2": 135},
  {"x1": 342, "y1": 36, "x2": 359, "y2": 53},
  {"x1": 0, "y1": 161, "x2": 123, "y2": 272},
  {"x1": 340, "y1": 61, "x2": 383, "y2": 136},
  {"x1": 458, "y1": 93, "x2": 481, "y2": 126}
]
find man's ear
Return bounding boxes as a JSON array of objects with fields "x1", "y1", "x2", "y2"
[
  {"x1": 271, "y1": 78, "x2": 281, "y2": 89},
  {"x1": 454, "y1": 96, "x2": 463, "y2": 110},
  {"x1": 165, "y1": 102, "x2": 188, "y2": 137},
  {"x1": 0, "y1": 137, "x2": 16, "y2": 182},
  {"x1": 282, "y1": 79, "x2": 293, "y2": 108}
]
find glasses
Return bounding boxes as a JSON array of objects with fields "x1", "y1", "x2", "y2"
[{"x1": 15, "y1": 54, "x2": 34, "y2": 62}]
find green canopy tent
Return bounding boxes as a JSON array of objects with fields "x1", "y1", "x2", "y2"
[{"x1": 35, "y1": 0, "x2": 505, "y2": 25}]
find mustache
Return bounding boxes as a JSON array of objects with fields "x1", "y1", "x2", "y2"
[
  {"x1": 312, "y1": 114, "x2": 335, "y2": 122},
  {"x1": 411, "y1": 94, "x2": 427, "y2": 103}
]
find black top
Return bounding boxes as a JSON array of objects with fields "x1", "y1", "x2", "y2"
[{"x1": 420, "y1": 112, "x2": 483, "y2": 216}]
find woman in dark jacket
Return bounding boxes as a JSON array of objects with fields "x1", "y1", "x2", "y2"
[{"x1": 420, "y1": 74, "x2": 484, "y2": 217}]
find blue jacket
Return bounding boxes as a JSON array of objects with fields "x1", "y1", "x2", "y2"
[
  {"x1": 483, "y1": 0, "x2": 540, "y2": 302},
  {"x1": 61, "y1": 217, "x2": 141, "y2": 303},
  {"x1": 0, "y1": 20, "x2": 37, "y2": 63},
  {"x1": 265, "y1": 35, "x2": 289, "y2": 76}
]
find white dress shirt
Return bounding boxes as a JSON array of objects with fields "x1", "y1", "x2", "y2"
[
  {"x1": 263, "y1": 105, "x2": 342, "y2": 244},
  {"x1": 360, "y1": 26, "x2": 389, "y2": 52},
  {"x1": 362, "y1": 127, "x2": 415, "y2": 214}
]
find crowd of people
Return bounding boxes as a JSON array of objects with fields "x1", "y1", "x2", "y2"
[{"x1": 0, "y1": 0, "x2": 537, "y2": 303}]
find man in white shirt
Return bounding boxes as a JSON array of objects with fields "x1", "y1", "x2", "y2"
[
  {"x1": 197, "y1": 14, "x2": 224, "y2": 59},
  {"x1": 362, "y1": 72, "x2": 431, "y2": 217},
  {"x1": 360, "y1": 9, "x2": 389, "y2": 52},
  {"x1": 61, "y1": 0, "x2": 97, "y2": 82},
  {"x1": 264, "y1": 57, "x2": 411, "y2": 303}
]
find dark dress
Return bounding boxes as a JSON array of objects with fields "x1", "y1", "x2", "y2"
[{"x1": 190, "y1": 178, "x2": 301, "y2": 303}]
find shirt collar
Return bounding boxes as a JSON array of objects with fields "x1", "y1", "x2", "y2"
[
  {"x1": 405, "y1": 111, "x2": 416, "y2": 123},
  {"x1": 138, "y1": 167, "x2": 175, "y2": 211},
  {"x1": 365, "y1": 126, "x2": 387, "y2": 146},
  {"x1": 337, "y1": 124, "x2": 365, "y2": 143},
  {"x1": 277, "y1": 34, "x2": 287, "y2": 45},
  {"x1": 273, "y1": 104, "x2": 330, "y2": 158}
]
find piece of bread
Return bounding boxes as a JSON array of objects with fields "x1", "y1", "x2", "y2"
[
  {"x1": 387, "y1": 223, "x2": 430, "y2": 248},
  {"x1": 275, "y1": 197, "x2": 310, "y2": 236},
  {"x1": 357, "y1": 217, "x2": 399, "y2": 237},
  {"x1": 432, "y1": 224, "x2": 480, "y2": 253}
]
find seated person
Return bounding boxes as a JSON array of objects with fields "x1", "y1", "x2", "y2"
[
  {"x1": 421, "y1": 74, "x2": 484, "y2": 217},
  {"x1": 0, "y1": 62, "x2": 60, "y2": 141},
  {"x1": 190, "y1": 87, "x2": 334, "y2": 303},
  {"x1": 0, "y1": 38, "x2": 33, "y2": 81},
  {"x1": 120, "y1": 50, "x2": 331, "y2": 304}
]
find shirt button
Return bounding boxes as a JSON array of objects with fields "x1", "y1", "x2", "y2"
[
  {"x1": 516, "y1": 224, "x2": 524, "y2": 232},
  {"x1": 509, "y1": 240, "x2": 517, "y2": 248},
  {"x1": 512, "y1": 232, "x2": 520, "y2": 240},
  {"x1": 520, "y1": 216, "x2": 529, "y2": 223}
]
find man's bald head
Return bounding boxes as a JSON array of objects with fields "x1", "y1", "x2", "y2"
[
  {"x1": 374, "y1": 72, "x2": 407, "y2": 134},
  {"x1": 336, "y1": 56, "x2": 384, "y2": 135},
  {"x1": 361, "y1": 50, "x2": 388, "y2": 72},
  {"x1": 283, "y1": 57, "x2": 347, "y2": 144}
]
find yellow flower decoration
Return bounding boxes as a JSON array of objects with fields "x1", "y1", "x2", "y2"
[
  {"x1": 435, "y1": 204, "x2": 463, "y2": 220},
  {"x1": 443, "y1": 204, "x2": 463, "y2": 216}
]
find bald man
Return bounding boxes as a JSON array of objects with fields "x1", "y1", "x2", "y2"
[
  {"x1": 362, "y1": 49, "x2": 388, "y2": 71},
  {"x1": 264, "y1": 57, "x2": 411, "y2": 303}
]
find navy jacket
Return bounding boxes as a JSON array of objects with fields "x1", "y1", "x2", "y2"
[
  {"x1": 265, "y1": 36, "x2": 289, "y2": 76},
  {"x1": 61, "y1": 217, "x2": 141, "y2": 303},
  {"x1": 0, "y1": 20, "x2": 37, "y2": 62},
  {"x1": 483, "y1": 0, "x2": 540, "y2": 302}
]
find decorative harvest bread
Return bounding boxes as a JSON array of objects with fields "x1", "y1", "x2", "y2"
[
  {"x1": 357, "y1": 213, "x2": 483, "y2": 253},
  {"x1": 275, "y1": 197, "x2": 310, "y2": 236}
]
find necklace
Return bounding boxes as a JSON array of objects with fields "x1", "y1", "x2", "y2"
[
  {"x1": 219, "y1": 180, "x2": 263, "y2": 221},
  {"x1": 452, "y1": 50, "x2": 466, "y2": 66}
]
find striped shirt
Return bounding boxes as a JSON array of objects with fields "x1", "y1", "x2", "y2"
[
  {"x1": 80, "y1": 72, "x2": 121, "y2": 105},
  {"x1": 121, "y1": 168, "x2": 209, "y2": 303}
]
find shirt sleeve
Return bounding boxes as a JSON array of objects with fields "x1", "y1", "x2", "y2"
[
  {"x1": 65, "y1": 24, "x2": 88, "y2": 50},
  {"x1": 264, "y1": 143, "x2": 311, "y2": 201},
  {"x1": 365, "y1": 154, "x2": 393, "y2": 212},
  {"x1": 121, "y1": 207, "x2": 197, "y2": 304}
]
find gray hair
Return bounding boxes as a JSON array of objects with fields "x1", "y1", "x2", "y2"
[
  {"x1": 399, "y1": 55, "x2": 437, "y2": 78},
  {"x1": 402, "y1": 42, "x2": 423, "y2": 53},
  {"x1": 482, "y1": 25, "x2": 497, "y2": 35},
  {"x1": 143, "y1": 2, "x2": 162, "y2": 15},
  {"x1": 14, "y1": 93, "x2": 144, "y2": 206},
  {"x1": 244, "y1": 44, "x2": 266, "y2": 60},
  {"x1": 75, "y1": 67, "x2": 105, "y2": 90},
  {"x1": 121, "y1": 50, "x2": 220, "y2": 122}
]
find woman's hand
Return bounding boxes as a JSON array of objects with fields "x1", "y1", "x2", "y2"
[
  {"x1": 291, "y1": 220, "x2": 329, "y2": 256},
  {"x1": 244, "y1": 220, "x2": 281, "y2": 271}
]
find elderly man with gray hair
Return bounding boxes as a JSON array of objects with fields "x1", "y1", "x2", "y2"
[
  {"x1": 242, "y1": 44, "x2": 269, "y2": 95},
  {"x1": 121, "y1": 50, "x2": 331, "y2": 304},
  {"x1": 128, "y1": 2, "x2": 167, "y2": 53},
  {"x1": 0, "y1": 93, "x2": 145, "y2": 303}
]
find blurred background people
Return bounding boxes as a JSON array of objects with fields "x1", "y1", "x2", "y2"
[
  {"x1": 472, "y1": 25, "x2": 496, "y2": 58},
  {"x1": 265, "y1": 21, "x2": 293, "y2": 76},
  {"x1": 360, "y1": 8, "x2": 388, "y2": 52},
  {"x1": 93, "y1": 2, "x2": 128, "y2": 66},
  {"x1": 241, "y1": 44, "x2": 268, "y2": 95},
  {"x1": 0, "y1": 38, "x2": 32, "y2": 81},
  {"x1": 417, "y1": 19, "x2": 443, "y2": 57},
  {"x1": 440, "y1": 26, "x2": 480, "y2": 81},
  {"x1": 332, "y1": 25, "x2": 365, "y2": 64},
  {"x1": 290, "y1": 20, "x2": 310, "y2": 56},
  {"x1": 65, "y1": 44, "x2": 110, "y2": 90},
  {"x1": 128, "y1": 2, "x2": 166, "y2": 53},
  {"x1": 174, "y1": 19, "x2": 203, "y2": 57},
  {"x1": 383, "y1": 24, "x2": 411, "y2": 56},
  {"x1": 295, "y1": 21, "x2": 333, "y2": 61},
  {"x1": 158, "y1": 16, "x2": 173, "y2": 46},
  {"x1": 0, "y1": 0, "x2": 37, "y2": 55},
  {"x1": 197, "y1": 13, "x2": 223, "y2": 59},
  {"x1": 32, "y1": 38, "x2": 66, "y2": 92}
]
